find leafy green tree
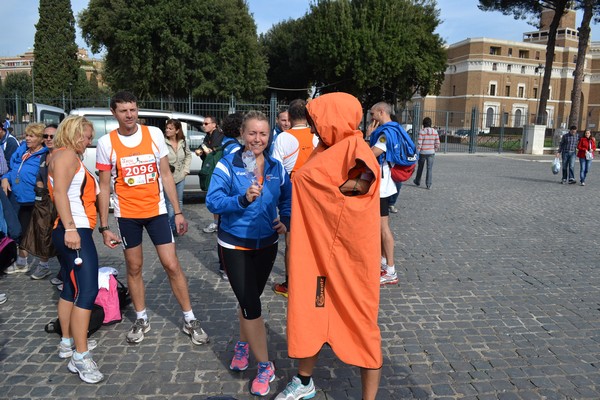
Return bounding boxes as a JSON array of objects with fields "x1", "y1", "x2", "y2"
[
  {"x1": 478, "y1": 0, "x2": 570, "y2": 125},
  {"x1": 263, "y1": 0, "x2": 447, "y2": 105},
  {"x1": 2, "y1": 73, "x2": 33, "y2": 99},
  {"x1": 259, "y1": 18, "x2": 312, "y2": 100},
  {"x1": 33, "y1": 0, "x2": 80, "y2": 102},
  {"x1": 79, "y1": 0, "x2": 267, "y2": 99},
  {"x1": 568, "y1": 0, "x2": 600, "y2": 127}
]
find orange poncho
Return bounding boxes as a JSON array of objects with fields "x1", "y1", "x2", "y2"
[{"x1": 287, "y1": 92, "x2": 383, "y2": 369}]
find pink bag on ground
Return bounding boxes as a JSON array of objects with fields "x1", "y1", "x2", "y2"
[{"x1": 94, "y1": 274, "x2": 122, "y2": 325}]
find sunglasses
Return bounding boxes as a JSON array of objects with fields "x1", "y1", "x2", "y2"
[
  {"x1": 203, "y1": 122, "x2": 213, "y2": 125},
  {"x1": 43, "y1": 134, "x2": 54, "y2": 139}
]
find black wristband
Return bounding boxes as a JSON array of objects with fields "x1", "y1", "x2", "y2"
[
  {"x1": 98, "y1": 226, "x2": 110, "y2": 233},
  {"x1": 174, "y1": 212, "x2": 183, "y2": 216}
]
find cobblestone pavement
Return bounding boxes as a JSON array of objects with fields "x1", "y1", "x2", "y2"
[{"x1": 2, "y1": 154, "x2": 600, "y2": 399}]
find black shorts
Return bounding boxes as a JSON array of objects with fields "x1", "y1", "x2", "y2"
[
  {"x1": 380, "y1": 196, "x2": 390, "y2": 217},
  {"x1": 218, "y1": 243, "x2": 278, "y2": 320},
  {"x1": 116, "y1": 214, "x2": 173, "y2": 249}
]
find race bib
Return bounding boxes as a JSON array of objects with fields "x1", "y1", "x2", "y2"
[{"x1": 120, "y1": 154, "x2": 158, "y2": 186}]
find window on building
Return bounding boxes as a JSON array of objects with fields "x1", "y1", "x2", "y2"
[
  {"x1": 508, "y1": 48, "x2": 513, "y2": 57},
  {"x1": 518, "y1": 85, "x2": 525, "y2": 98},
  {"x1": 492, "y1": 63, "x2": 497, "y2": 71},
  {"x1": 490, "y1": 46, "x2": 501, "y2": 55},
  {"x1": 452, "y1": 85, "x2": 456, "y2": 96},
  {"x1": 573, "y1": 54, "x2": 577, "y2": 63},
  {"x1": 450, "y1": 112, "x2": 454, "y2": 123},
  {"x1": 519, "y1": 50, "x2": 529, "y2": 59},
  {"x1": 533, "y1": 87, "x2": 538, "y2": 99},
  {"x1": 515, "y1": 109, "x2": 522, "y2": 127},
  {"x1": 489, "y1": 83, "x2": 496, "y2": 96},
  {"x1": 503, "y1": 112, "x2": 509, "y2": 125},
  {"x1": 535, "y1": 51, "x2": 540, "y2": 60},
  {"x1": 486, "y1": 108, "x2": 494, "y2": 127},
  {"x1": 521, "y1": 66, "x2": 526, "y2": 74},
  {"x1": 507, "y1": 64, "x2": 512, "y2": 72},
  {"x1": 505, "y1": 86, "x2": 510, "y2": 97}
]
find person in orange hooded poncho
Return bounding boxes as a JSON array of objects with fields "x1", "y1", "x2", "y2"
[{"x1": 275, "y1": 92, "x2": 382, "y2": 400}]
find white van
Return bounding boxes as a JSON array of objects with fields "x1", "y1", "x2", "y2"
[{"x1": 69, "y1": 108, "x2": 205, "y2": 192}]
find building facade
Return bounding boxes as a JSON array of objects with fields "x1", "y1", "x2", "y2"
[
  {"x1": 415, "y1": 8, "x2": 599, "y2": 132},
  {"x1": 0, "y1": 49, "x2": 104, "y2": 86}
]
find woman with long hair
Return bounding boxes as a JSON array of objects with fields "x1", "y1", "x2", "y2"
[
  {"x1": 49, "y1": 116, "x2": 103, "y2": 384},
  {"x1": 206, "y1": 111, "x2": 291, "y2": 397},
  {"x1": 577, "y1": 129, "x2": 596, "y2": 186},
  {"x1": 164, "y1": 119, "x2": 191, "y2": 235}
]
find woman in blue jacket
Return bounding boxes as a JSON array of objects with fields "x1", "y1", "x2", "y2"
[
  {"x1": 1, "y1": 123, "x2": 48, "y2": 273},
  {"x1": 206, "y1": 110, "x2": 291, "y2": 397}
]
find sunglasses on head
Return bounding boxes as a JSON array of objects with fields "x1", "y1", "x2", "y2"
[{"x1": 43, "y1": 134, "x2": 54, "y2": 139}]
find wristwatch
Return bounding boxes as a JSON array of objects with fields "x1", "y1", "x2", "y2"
[{"x1": 98, "y1": 226, "x2": 110, "y2": 233}]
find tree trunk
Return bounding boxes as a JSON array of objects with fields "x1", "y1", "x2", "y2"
[
  {"x1": 536, "y1": 0, "x2": 569, "y2": 125},
  {"x1": 568, "y1": 0, "x2": 593, "y2": 128}
]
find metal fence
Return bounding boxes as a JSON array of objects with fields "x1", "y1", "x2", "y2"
[
  {"x1": 1, "y1": 94, "x2": 573, "y2": 153},
  {"x1": 398, "y1": 107, "x2": 569, "y2": 154},
  {"x1": 0, "y1": 94, "x2": 288, "y2": 138}
]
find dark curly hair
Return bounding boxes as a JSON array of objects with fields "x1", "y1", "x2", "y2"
[{"x1": 221, "y1": 113, "x2": 244, "y2": 138}]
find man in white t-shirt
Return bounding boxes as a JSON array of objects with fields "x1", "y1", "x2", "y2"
[
  {"x1": 366, "y1": 102, "x2": 398, "y2": 286},
  {"x1": 96, "y1": 91, "x2": 209, "y2": 346},
  {"x1": 270, "y1": 99, "x2": 316, "y2": 298}
]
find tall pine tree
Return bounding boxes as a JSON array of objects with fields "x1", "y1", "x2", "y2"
[{"x1": 33, "y1": 0, "x2": 79, "y2": 102}]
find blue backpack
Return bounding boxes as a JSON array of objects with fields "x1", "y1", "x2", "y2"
[{"x1": 370, "y1": 122, "x2": 418, "y2": 182}]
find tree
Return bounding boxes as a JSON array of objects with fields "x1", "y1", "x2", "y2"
[
  {"x1": 568, "y1": 0, "x2": 600, "y2": 128},
  {"x1": 33, "y1": 0, "x2": 80, "y2": 102},
  {"x1": 79, "y1": 0, "x2": 267, "y2": 99},
  {"x1": 259, "y1": 18, "x2": 312, "y2": 100},
  {"x1": 266, "y1": 0, "x2": 446, "y2": 105},
  {"x1": 478, "y1": 0, "x2": 570, "y2": 125}
]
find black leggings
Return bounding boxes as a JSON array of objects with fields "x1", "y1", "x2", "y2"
[{"x1": 219, "y1": 243, "x2": 278, "y2": 320}]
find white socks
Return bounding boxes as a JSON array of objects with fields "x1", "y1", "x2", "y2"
[
  {"x1": 183, "y1": 310, "x2": 196, "y2": 323},
  {"x1": 136, "y1": 309, "x2": 148, "y2": 321}
]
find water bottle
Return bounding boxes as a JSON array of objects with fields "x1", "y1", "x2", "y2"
[{"x1": 241, "y1": 150, "x2": 257, "y2": 184}]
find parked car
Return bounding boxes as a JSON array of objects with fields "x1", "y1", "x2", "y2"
[
  {"x1": 70, "y1": 107, "x2": 205, "y2": 192},
  {"x1": 454, "y1": 129, "x2": 471, "y2": 137}
]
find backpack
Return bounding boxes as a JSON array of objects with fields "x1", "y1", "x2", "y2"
[
  {"x1": 372, "y1": 122, "x2": 418, "y2": 183},
  {"x1": 0, "y1": 234, "x2": 17, "y2": 274},
  {"x1": 44, "y1": 304, "x2": 105, "y2": 338},
  {"x1": 198, "y1": 138, "x2": 239, "y2": 191},
  {"x1": 94, "y1": 274, "x2": 130, "y2": 325}
]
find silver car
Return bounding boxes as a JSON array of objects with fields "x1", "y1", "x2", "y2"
[{"x1": 70, "y1": 107, "x2": 205, "y2": 192}]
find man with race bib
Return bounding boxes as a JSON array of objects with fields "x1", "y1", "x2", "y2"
[{"x1": 96, "y1": 91, "x2": 209, "y2": 346}]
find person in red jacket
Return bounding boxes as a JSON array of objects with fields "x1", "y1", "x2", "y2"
[{"x1": 577, "y1": 129, "x2": 596, "y2": 186}]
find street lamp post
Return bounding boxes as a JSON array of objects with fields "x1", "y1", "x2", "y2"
[
  {"x1": 69, "y1": 83, "x2": 73, "y2": 111},
  {"x1": 535, "y1": 63, "x2": 543, "y2": 125}
]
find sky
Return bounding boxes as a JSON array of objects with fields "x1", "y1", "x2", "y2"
[{"x1": 1, "y1": 0, "x2": 598, "y2": 57}]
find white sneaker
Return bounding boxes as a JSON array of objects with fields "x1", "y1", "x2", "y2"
[
  {"x1": 6, "y1": 263, "x2": 29, "y2": 274},
  {"x1": 202, "y1": 222, "x2": 218, "y2": 233},
  {"x1": 388, "y1": 205, "x2": 399, "y2": 213},
  {"x1": 275, "y1": 376, "x2": 316, "y2": 400},
  {"x1": 0, "y1": 293, "x2": 6, "y2": 305},
  {"x1": 67, "y1": 352, "x2": 104, "y2": 384},
  {"x1": 50, "y1": 277, "x2": 63, "y2": 285},
  {"x1": 380, "y1": 272, "x2": 398, "y2": 285}
]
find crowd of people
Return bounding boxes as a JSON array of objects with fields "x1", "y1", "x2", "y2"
[{"x1": 14, "y1": 89, "x2": 583, "y2": 398}]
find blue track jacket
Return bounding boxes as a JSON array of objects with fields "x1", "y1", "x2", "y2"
[
  {"x1": 206, "y1": 150, "x2": 291, "y2": 249},
  {"x1": 3, "y1": 142, "x2": 48, "y2": 204}
]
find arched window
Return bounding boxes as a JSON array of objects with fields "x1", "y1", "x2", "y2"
[
  {"x1": 486, "y1": 107, "x2": 494, "y2": 127},
  {"x1": 515, "y1": 109, "x2": 522, "y2": 127}
]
